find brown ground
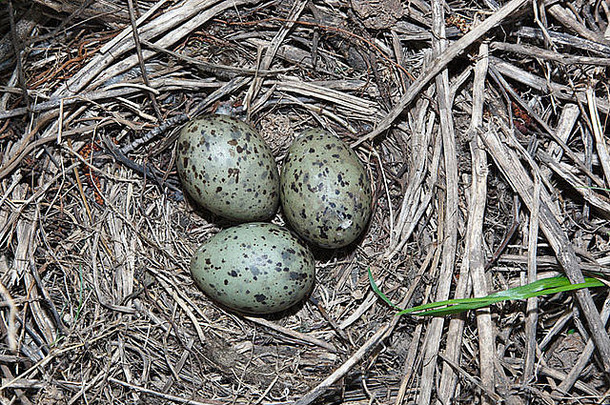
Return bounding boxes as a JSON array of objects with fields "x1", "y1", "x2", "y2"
[{"x1": 0, "y1": 0, "x2": 609, "y2": 404}]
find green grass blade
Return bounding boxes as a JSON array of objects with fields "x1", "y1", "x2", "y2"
[
  {"x1": 369, "y1": 270, "x2": 605, "y2": 317},
  {"x1": 521, "y1": 277, "x2": 605, "y2": 297},
  {"x1": 368, "y1": 267, "x2": 402, "y2": 310},
  {"x1": 402, "y1": 276, "x2": 605, "y2": 316},
  {"x1": 397, "y1": 295, "x2": 506, "y2": 316}
]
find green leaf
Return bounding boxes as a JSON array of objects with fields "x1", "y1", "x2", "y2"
[
  {"x1": 368, "y1": 267, "x2": 402, "y2": 310},
  {"x1": 369, "y1": 269, "x2": 605, "y2": 317}
]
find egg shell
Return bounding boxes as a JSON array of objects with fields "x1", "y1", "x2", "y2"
[
  {"x1": 190, "y1": 222, "x2": 315, "y2": 314},
  {"x1": 280, "y1": 129, "x2": 372, "y2": 248},
  {"x1": 176, "y1": 114, "x2": 280, "y2": 222}
]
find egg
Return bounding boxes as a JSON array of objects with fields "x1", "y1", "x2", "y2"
[
  {"x1": 190, "y1": 222, "x2": 315, "y2": 314},
  {"x1": 280, "y1": 129, "x2": 372, "y2": 248},
  {"x1": 176, "y1": 114, "x2": 280, "y2": 222}
]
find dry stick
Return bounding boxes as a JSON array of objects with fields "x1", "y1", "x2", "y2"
[
  {"x1": 52, "y1": 0, "x2": 215, "y2": 96},
  {"x1": 497, "y1": 254, "x2": 610, "y2": 278},
  {"x1": 430, "y1": 0, "x2": 461, "y2": 403},
  {"x1": 0, "y1": 280, "x2": 17, "y2": 353},
  {"x1": 352, "y1": 0, "x2": 530, "y2": 147},
  {"x1": 490, "y1": 42, "x2": 610, "y2": 66},
  {"x1": 0, "y1": 110, "x2": 56, "y2": 177},
  {"x1": 7, "y1": 0, "x2": 29, "y2": 108},
  {"x1": 540, "y1": 103, "x2": 580, "y2": 181},
  {"x1": 491, "y1": 57, "x2": 610, "y2": 115},
  {"x1": 539, "y1": 366, "x2": 602, "y2": 398},
  {"x1": 515, "y1": 26, "x2": 610, "y2": 57},
  {"x1": 0, "y1": 120, "x2": 118, "y2": 182},
  {"x1": 16, "y1": 212, "x2": 55, "y2": 347},
  {"x1": 437, "y1": 352, "x2": 503, "y2": 403},
  {"x1": 243, "y1": 316, "x2": 339, "y2": 353},
  {"x1": 523, "y1": 175, "x2": 540, "y2": 382},
  {"x1": 161, "y1": 337, "x2": 194, "y2": 392},
  {"x1": 306, "y1": 1, "x2": 321, "y2": 70},
  {"x1": 119, "y1": 75, "x2": 251, "y2": 156},
  {"x1": 0, "y1": 163, "x2": 80, "y2": 245},
  {"x1": 388, "y1": 96, "x2": 438, "y2": 258},
  {"x1": 581, "y1": 121, "x2": 595, "y2": 220},
  {"x1": 547, "y1": 4, "x2": 609, "y2": 45},
  {"x1": 532, "y1": 0, "x2": 560, "y2": 52},
  {"x1": 388, "y1": 154, "x2": 436, "y2": 258},
  {"x1": 244, "y1": 0, "x2": 308, "y2": 116},
  {"x1": 496, "y1": 72, "x2": 548, "y2": 386},
  {"x1": 537, "y1": 150, "x2": 610, "y2": 217},
  {"x1": 141, "y1": 40, "x2": 289, "y2": 78},
  {"x1": 293, "y1": 321, "x2": 394, "y2": 405},
  {"x1": 27, "y1": 259, "x2": 68, "y2": 336},
  {"x1": 469, "y1": 42, "x2": 495, "y2": 405},
  {"x1": 394, "y1": 249, "x2": 439, "y2": 404},
  {"x1": 479, "y1": 127, "x2": 610, "y2": 373},
  {"x1": 0, "y1": 365, "x2": 34, "y2": 405},
  {"x1": 70, "y1": 139, "x2": 93, "y2": 223},
  {"x1": 54, "y1": 0, "x2": 257, "y2": 97},
  {"x1": 108, "y1": 377, "x2": 227, "y2": 405},
  {"x1": 395, "y1": 323, "x2": 424, "y2": 404},
  {"x1": 0, "y1": 326, "x2": 121, "y2": 391},
  {"x1": 488, "y1": 65, "x2": 605, "y2": 189},
  {"x1": 586, "y1": 88, "x2": 610, "y2": 187},
  {"x1": 391, "y1": 29, "x2": 408, "y2": 93},
  {"x1": 296, "y1": 255, "x2": 438, "y2": 405},
  {"x1": 538, "y1": 310, "x2": 573, "y2": 351},
  {"x1": 66, "y1": 362, "x2": 112, "y2": 405},
  {"x1": 553, "y1": 293, "x2": 610, "y2": 396},
  {"x1": 0, "y1": 85, "x2": 158, "y2": 120},
  {"x1": 100, "y1": 0, "x2": 168, "y2": 53},
  {"x1": 126, "y1": 0, "x2": 162, "y2": 120},
  {"x1": 269, "y1": 78, "x2": 381, "y2": 119},
  {"x1": 94, "y1": 0, "x2": 263, "y2": 90},
  {"x1": 90, "y1": 232, "x2": 138, "y2": 315}
]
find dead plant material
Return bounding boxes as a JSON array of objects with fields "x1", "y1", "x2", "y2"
[{"x1": 1, "y1": 0, "x2": 610, "y2": 404}]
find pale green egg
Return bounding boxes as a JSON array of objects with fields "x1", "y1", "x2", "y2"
[
  {"x1": 280, "y1": 129, "x2": 373, "y2": 248},
  {"x1": 190, "y1": 223, "x2": 315, "y2": 314},
  {"x1": 176, "y1": 114, "x2": 280, "y2": 222}
]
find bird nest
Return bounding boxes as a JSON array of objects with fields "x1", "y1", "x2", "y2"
[{"x1": 1, "y1": 0, "x2": 610, "y2": 404}]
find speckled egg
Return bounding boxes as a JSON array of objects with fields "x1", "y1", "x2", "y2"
[
  {"x1": 176, "y1": 114, "x2": 280, "y2": 222},
  {"x1": 190, "y1": 222, "x2": 315, "y2": 314},
  {"x1": 280, "y1": 129, "x2": 372, "y2": 248}
]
